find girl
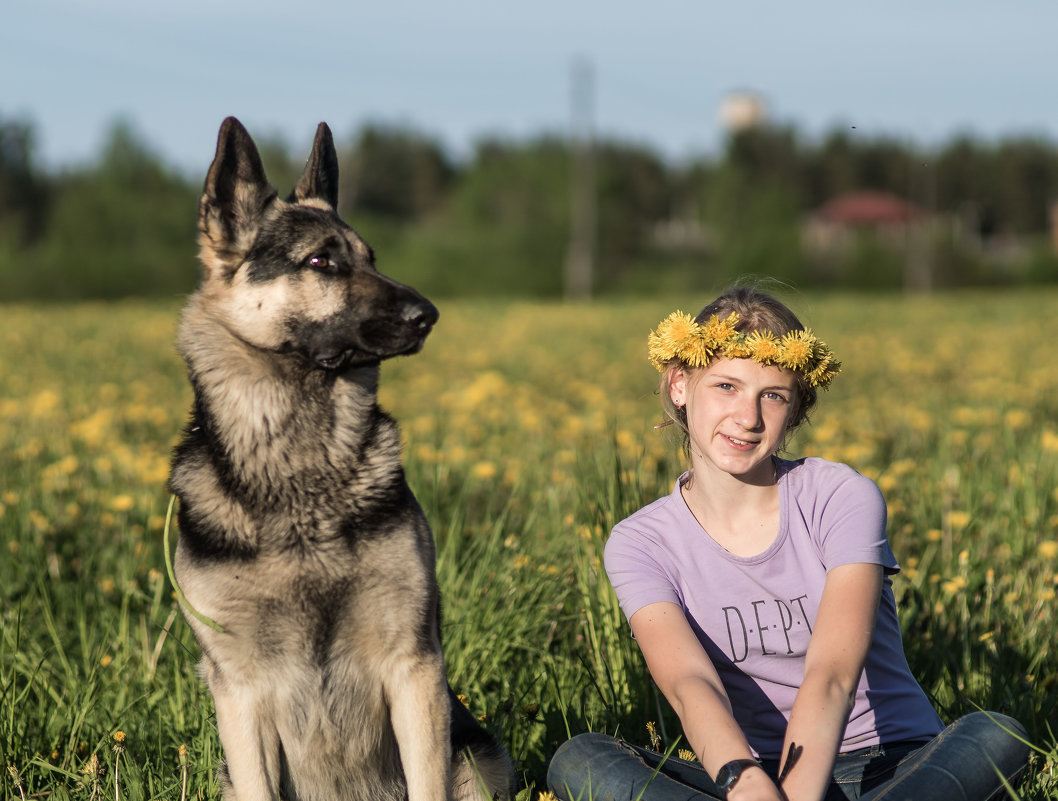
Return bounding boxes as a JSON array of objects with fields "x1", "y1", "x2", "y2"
[{"x1": 548, "y1": 288, "x2": 1028, "y2": 801}]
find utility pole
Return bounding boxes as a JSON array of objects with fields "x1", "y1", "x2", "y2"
[{"x1": 565, "y1": 57, "x2": 596, "y2": 300}]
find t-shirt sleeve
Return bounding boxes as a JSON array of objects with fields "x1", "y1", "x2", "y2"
[
  {"x1": 604, "y1": 523, "x2": 681, "y2": 622},
  {"x1": 814, "y1": 465, "x2": 899, "y2": 574}
]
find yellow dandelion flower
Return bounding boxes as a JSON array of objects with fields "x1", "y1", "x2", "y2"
[
  {"x1": 471, "y1": 461, "x2": 498, "y2": 480},
  {"x1": 113, "y1": 731, "x2": 126, "y2": 744},
  {"x1": 777, "y1": 330, "x2": 816, "y2": 370},
  {"x1": 1004, "y1": 409, "x2": 1031, "y2": 429},
  {"x1": 538, "y1": 792, "x2": 559, "y2": 801},
  {"x1": 941, "y1": 576, "x2": 968, "y2": 595},
  {"x1": 745, "y1": 331, "x2": 782, "y2": 364},
  {"x1": 946, "y1": 511, "x2": 971, "y2": 531},
  {"x1": 677, "y1": 334, "x2": 712, "y2": 368},
  {"x1": 1038, "y1": 541, "x2": 1058, "y2": 560},
  {"x1": 720, "y1": 336, "x2": 752, "y2": 359},
  {"x1": 645, "y1": 720, "x2": 662, "y2": 750},
  {"x1": 699, "y1": 312, "x2": 740, "y2": 344},
  {"x1": 648, "y1": 311, "x2": 699, "y2": 370},
  {"x1": 805, "y1": 351, "x2": 841, "y2": 388},
  {"x1": 110, "y1": 495, "x2": 135, "y2": 512},
  {"x1": 1043, "y1": 430, "x2": 1058, "y2": 454},
  {"x1": 678, "y1": 749, "x2": 698, "y2": 762}
]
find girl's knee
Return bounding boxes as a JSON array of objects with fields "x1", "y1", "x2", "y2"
[
  {"x1": 958, "y1": 711, "x2": 1030, "y2": 771},
  {"x1": 962, "y1": 710, "x2": 1027, "y2": 741},
  {"x1": 548, "y1": 733, "x2": 620, "y2": 794}
]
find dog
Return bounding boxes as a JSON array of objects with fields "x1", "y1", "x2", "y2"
[{"x1": 168, "y1": 117, "x2": 514, "y2": 801}]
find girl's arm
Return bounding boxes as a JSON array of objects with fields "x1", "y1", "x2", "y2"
[
  {"x1": 630, "y1": 602, "x2": 785, "y2": 801},
  {"x1": 776, "y1": 562, "x2": 883, "y2": 801}
]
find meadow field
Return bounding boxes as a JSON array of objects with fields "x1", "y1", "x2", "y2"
[{"x1": 1, "y1": 290, "x2": 1057, "y2": 800}]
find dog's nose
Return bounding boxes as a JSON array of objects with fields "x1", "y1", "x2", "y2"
[{"x1": 403, "y1": 299, "x2": 439, "y2": 332}]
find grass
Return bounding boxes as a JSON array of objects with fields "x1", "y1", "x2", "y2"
[{"x1": 1, "y1": 290, "x2": 1057, "y2": 800}]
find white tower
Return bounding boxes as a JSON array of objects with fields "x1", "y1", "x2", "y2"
[{"x1": 719, "y1": 91, "x2": 769, "y2": 133}]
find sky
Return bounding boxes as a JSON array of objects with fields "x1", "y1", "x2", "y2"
[{"x1": 4, "y1": 1, "x2": 1058, "y2": 177}]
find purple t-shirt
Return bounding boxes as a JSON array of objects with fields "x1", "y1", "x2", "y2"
[{"x1": 604, "y1": 456, "x2": 943, "y2": 759}]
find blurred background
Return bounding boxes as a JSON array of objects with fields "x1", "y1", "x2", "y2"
[{"x1": 3, "y1": 0, "x2": 1058, "y2": 300}]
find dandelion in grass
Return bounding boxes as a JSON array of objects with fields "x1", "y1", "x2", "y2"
[
  {"x1": 1043, "y1": 430, "x2": 1058, "y2": 453},
  {"x1": 112, "y1": 731, "x2": 126, "y2": 801},
  {"x1": 110, "y1": 494, "x2": 135, "y2": 512},
  {"x1": 1039, "y1": 541, "x2": 1058, "y2": 560},
  {"x1": 646, "y1": 721, "x2": 661, "y2": 751},
  {"x1": 471, "y1": 461, "x2": 498, "y2": 480},
  {"x1": 8, "y1": 764, "x2": 25, "y2": 801},
  {"x1": 80, "y1": 753, "x2": 102, "y2": 801},
  {"x1": 520, "y1": 701, "x2": 541, "y2": 723},
  {"x1": 946, "y1": 511, "x2": 971, "y2": 531},
  {"x1": 941, "y1": 576, "x2": 968, "y2": 596},
  {"x1": 178, "y1": 745, "x2": 189, "y2": 801}
]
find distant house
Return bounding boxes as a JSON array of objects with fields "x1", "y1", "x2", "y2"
[
  {"x1": 802, "y1": 190, "x2": 934, "y2": 289},
  {"x1": 803, "y1": 190, "x2": 928, "y2": 251}
]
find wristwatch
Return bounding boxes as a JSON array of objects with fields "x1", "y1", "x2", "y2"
[{"x1": 714, "y1": 758, "x2": 761, "y2": 797}]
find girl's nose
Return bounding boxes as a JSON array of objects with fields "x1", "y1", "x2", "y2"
[{"x1": 735, "y1": 398, "x2": 763, "y2": 430}]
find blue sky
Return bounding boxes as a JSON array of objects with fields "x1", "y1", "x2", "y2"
[{"x1": 4, "y1": 1, "x2": 1057, "y2": 176}]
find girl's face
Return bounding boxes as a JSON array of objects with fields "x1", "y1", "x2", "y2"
[{"x1": 669, "y1": 357, "x2": 799, "y2": 484}]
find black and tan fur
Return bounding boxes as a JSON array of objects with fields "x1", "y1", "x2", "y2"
[{"x1": 168, "y1": 117, "x2": 514, "y2": 801}]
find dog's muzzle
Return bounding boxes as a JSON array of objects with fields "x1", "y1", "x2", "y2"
[{"x1": 313, "y1": 299, "x2": 439, "y2": 370}]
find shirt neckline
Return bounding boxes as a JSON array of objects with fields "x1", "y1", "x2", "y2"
[{"x1": 674, "y1": 456, "x2": 792, "y2": 564}]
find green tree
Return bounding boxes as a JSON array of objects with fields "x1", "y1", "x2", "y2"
[
  {"x1": 18, "y1": 119, "x2": 198, "y2": 299},
  {"x1": 0, "y1": 114, "x2": 50, "y2": 245},
  {"x1": 384, "y1": 137, "x2": 569, "y2": 297},
  {"x1": 340, "y1": 124, "x2": 454, "y2": 221}
]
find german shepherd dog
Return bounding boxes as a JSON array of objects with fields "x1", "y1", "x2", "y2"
[{"x1": 168, "y1": 117, "x2": 514, "y2": 801}]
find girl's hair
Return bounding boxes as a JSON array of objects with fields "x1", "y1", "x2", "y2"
[{"x1": 658, "y1": 285, "x2": 818, "y2": 458}]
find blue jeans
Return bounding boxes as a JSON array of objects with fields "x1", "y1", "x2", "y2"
[{"x1": 547, "y1": 711, "x2": 1029, "y2": 801}]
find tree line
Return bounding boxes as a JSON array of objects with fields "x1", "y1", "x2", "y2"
[{"x1": 1, "y1": 112, "x2": 1056, "y2": 301}]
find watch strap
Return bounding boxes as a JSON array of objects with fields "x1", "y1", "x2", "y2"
[{"x1": 714, "y1": 758, "x2": 761, "y2": 797}]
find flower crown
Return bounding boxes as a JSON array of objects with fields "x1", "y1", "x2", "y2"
[{"x1": 647, "y1": 310, "x2": 841, "y2": 389}]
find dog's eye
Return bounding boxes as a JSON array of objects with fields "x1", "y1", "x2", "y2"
[{"x1": 307, "y1": 254, "x2": 333, "y2": 272}]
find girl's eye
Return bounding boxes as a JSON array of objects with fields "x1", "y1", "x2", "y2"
[{"x1": 764, "y1": 392, "x2": 789, "y2": 402}]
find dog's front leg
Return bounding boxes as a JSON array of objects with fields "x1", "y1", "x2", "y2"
[
  {"x1": 209, "y1": 672, "x2": 283, "y2": 801},
  {"x1": 388, "y1": 654, "x2": 452, "y2": 801}
]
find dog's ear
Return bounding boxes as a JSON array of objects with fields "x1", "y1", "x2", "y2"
[
  {"x1": 290, "y1": 122, "x2": 340, "y2": 209},
  {"x1": 197, "y1": 117, "x2": 278, "y2": 276}
]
